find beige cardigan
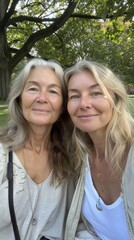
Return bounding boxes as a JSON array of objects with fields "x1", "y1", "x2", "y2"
[
  {"x1": 0, "y1": 144, "x2": 75, "y2": 240},
  {"x1": 65, "y1": 144, "x2": 134, "y2": 240}
]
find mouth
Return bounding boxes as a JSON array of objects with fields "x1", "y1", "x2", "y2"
[
  {"x1": 32, "y1": 109, "x2": 50, "y2": 113},
  {"x1": 78, "y1": 114, "x2": 99, "y2": 119}
]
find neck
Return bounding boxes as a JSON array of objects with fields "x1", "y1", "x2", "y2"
[
  {"x1": 88, "y1": 131, "x2": 106, "y2": 162},
  {"x1": 26, "y1": 129, "x2": 51, "y2": 154},
  {"x1": 90, "y1": 142, "x2": 106, "y2": 164}
]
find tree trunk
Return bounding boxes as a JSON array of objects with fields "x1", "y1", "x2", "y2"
[
  {"x1": 0, "y1": 30, "x2": 11, "y2": 100},
  {"x1": 0, "y1": 57, "x2": 10, "y2": 100},
  {"x1": 0, "y1": 0, "x2": 11, "y2": 100},
  {"x1": 0, "y1": 0, "x2": 77, "y2": 100}
]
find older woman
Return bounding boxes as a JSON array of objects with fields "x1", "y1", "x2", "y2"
[
  {"x1": 64, "y1": 60, "x2": 134, "y2": 240},
  {"x1": 0, "y1": 58, "x2": 74, "y2": 240}
]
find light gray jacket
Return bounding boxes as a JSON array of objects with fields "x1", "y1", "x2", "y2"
[{"x1": 65, "y1": 144, "x2": 134, "y2": 240}]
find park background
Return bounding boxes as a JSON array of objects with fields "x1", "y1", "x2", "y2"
[{"x1": 0, "y1": 0, "x2": 134, "y2": 125}]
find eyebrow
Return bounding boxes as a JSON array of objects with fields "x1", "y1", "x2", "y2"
[
  {"x1": 68, "y1": 83, "x2": 100, "y2": 92},
  {"x1": 26, "y1": 81, "x2": 61, "y2": 89},
  {"x1": 88, "y1": 83, "x2": 99, "y2": 89},
  {"x1": 48, "y1": 84, "x2": 62, "y2": 89},
  {"x1": 26, "y1": 81, "x2": 38, "y2": 86}
]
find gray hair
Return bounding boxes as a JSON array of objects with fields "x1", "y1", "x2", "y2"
[{"x1": 0, "y1": 58, "x2": 66, "y2": 150}]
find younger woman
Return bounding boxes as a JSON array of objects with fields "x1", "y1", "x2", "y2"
[{"x1": 65, "y1": 60, "x2": 134, "y2": 240}]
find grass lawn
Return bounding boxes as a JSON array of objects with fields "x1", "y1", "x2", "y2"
[
  {"x1": 0, "y1": 107, "x2": 8, "y2": 126},
  {"x1": 0, "y1": 96, "x2": 134, "y2": 126},
  {"x1": 128, "y1": 96, "x2": 134, "y2": 115}
]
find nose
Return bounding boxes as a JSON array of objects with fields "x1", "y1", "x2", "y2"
[
  {"x1": 36, "y1": 92, "x2": 48, "y2": 103},
  {"x1": 80, "y1": 95, "x2": 92, "y2": 109}
]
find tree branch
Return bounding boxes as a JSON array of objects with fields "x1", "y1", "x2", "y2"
[
  {"x1": 1, "y1": 0, "x2": 19, "y2": 28},
  {"x1": 71, "y1": 12, "x2": 128, "y2": 20},
  {"x1": 9, "y1": 0, "x2": 77, "y2": 70},
  {"x1": 7, "y1": 15, "x2": 56, "y2": 27},
  {"x1": 71, "y1": 11, "x2": 130, "y2": 20},
  {"x1": 9, "y1": 47, "x2": 34, "y2": 59},
  {"x1": 71, "y1": 13, "x2": 104, "y2": 20}
]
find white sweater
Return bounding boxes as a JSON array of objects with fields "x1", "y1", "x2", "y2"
[{"x1": 0, "y1": 144, "x2": 71, "y2": 240}]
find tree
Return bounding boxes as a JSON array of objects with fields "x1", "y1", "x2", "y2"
[
  {"x1": 37, "y1": 17, "x2": 134, "y2": 85},
  {"x1": 0, "y1": 0, "x2": 77, "y2": 99},
  {"x1": 0, "y1": 0, "x2": 134, "y2": 100}
]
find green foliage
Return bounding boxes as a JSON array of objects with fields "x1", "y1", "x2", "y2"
[
  {"x1": 36, "y1": 15, "x2": 134, "y2": 84},
  {"x1": 1, "y1": 0, "x2": 134, "y2": 100},
  {"x1": 6, "y1": 0, "x2": 134, "y2": 73}
]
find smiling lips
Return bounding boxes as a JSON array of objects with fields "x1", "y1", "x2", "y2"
[
  {"x1": 78, "y1": 114, "x2": 99, "y2": 119},
  {"x1": 32, "y1": 108, "x2": 50, "y2": 113}
]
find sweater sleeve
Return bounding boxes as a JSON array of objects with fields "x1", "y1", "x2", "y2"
[
  {"x1": 122, "y1": 143, "x2": 134, "y2": 238},
  {"x1": 0, "y1": 144, "x2": 8, "y2": 186}
]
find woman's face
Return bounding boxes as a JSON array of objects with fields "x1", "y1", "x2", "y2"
[
  {"x1": 67, "y1": 70, "x2": 113, "y2": 136},
  {"x1": 21, "y1": 67, "x2": 63, "y2": 127}
]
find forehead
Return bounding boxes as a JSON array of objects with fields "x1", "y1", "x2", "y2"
[
  {"x1": 68, "y1": 70, "x2": 99, "y2": 89},
  {"x1": 26, "y1": 67, "x2": 61, "y2": 86}
]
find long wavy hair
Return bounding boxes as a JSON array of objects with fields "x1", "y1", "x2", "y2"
[
  {"x1": 0, "y1": 58, "x2": 73, "y2": 182},
  {"x1": 65, "y1": 60, "x2": 134, "y2": 174}
]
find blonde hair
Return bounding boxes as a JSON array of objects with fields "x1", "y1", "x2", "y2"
[{"x1": 65, "y1": 60, "x2": 134, "y2": 174}]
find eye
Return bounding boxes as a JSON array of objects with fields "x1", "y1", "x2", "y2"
[
  {"x1": 90, "y1": 91, "x2": 103, "y2": 97},
  {"x1": 69, "y1": 94, "x2": 80, "y2": 100},
  {"x1": 28, "y1": 86, "x2": 39, "y2": 92},
  {"x1": 49, "y1": 89, "x2": 59, "y2": 95}
]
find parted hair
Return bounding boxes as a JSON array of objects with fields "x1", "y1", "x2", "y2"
[
  {"x1": 0, "y1": 58, "x2": 73, "y2": 181},
  {"x1": 65, "y1": 60, "x2": 134, "y2": 174}
]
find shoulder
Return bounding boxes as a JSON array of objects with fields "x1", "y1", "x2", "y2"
[
  {"x1": 123, "y1": 143, "x2": 134, "y2": 182},
  {"x1": 130, "y1": 143, "x2": 134, "y2": 152},
  {"x1": 122, "y1": 144, "x2": 134, "y2": 222},
  {"x1": 127, "y1": 143, "x2": 134, "y2": 165}
]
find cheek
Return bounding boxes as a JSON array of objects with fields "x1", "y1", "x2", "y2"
[
  {"x1": 21, "y1": 94, "x2": 26, "y2": 110},
  {"x1": 105, "y1": 102, "x2": 113, "y2": 114},
  {"x1": 21, "y1": 92, "x2": 28, "y2": 105},
  {"x1": 53, "y1": 98, "x2": 63, "y2": 113},
  {"x1": 21, "y1": 94, "x2": 33, "y2": 115},
  {"x1": 21, "y1": 98, "x2": 29, "y2": 110},
  {"x1": 108, "y1": 107, "x2": 113, "y2": 120},
  {"x1": 67, "y1": 102, "x2": 79, "y2": 117},
  {"x1": 96, "y1": 99, "x2": 112, "y2": 111},
  {"x1": 22, "y1": 92, "x2": 36, "y2": 107},
  {"x1": 100, "y1": 101, "x2": 113, "y2": 120}
]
